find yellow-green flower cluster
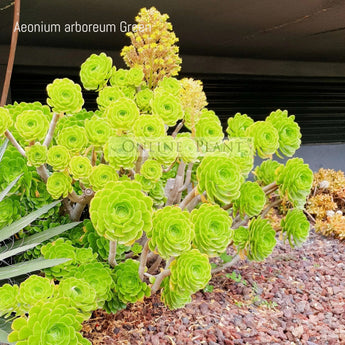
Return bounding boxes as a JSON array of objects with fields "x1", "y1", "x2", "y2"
[
  {"x1": 121, "y1": 7, "x2": 182, "y2": 87},
  {"x1": 0, "y1": 107, "x2": 12, "y2": 135}
]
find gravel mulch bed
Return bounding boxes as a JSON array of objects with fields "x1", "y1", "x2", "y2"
[{"x1": 82, "y1": 230, "x2": 345, "y2": 345}]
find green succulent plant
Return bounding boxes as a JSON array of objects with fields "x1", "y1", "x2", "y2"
[
  {"x1": 8, "y1": 298, "x2": 90, "y2": 345},
  {"x1": 157, "y1": 76, "x2": 181, "y2": 95},
  {"x1": 246, "y1": 217, "x2": 277, "y2": 261},
  {"x1": 152, "y1": 91, "x2": 184, "y2": 126},
  {"x1": 80, "y1": 52, "x2": 113, "y2": 91},
  {"x1": 57, "y1": 125, "x2": 89, "y2": 154},
  {"x1": 0, "y1": 195, "x2": 21, "y2": 228},
  {"x1": 161, "y1": 277, "x2": 192, "y2": 310},
  {"x1": 46, "y1": 145, "x2": 71, "y2": 171},
  {"x1": 266, "y1": 109, "x2": 301, "y2": 157},
  {"x1": 148, "y1": 136, "x2": 178, "y2": 166},
  {"x1": 148, "y1": 206, "x2": 194, "y2": 259},
  {"x1": 110, "y1": 68, "x2": 129, "y2": 87},
  {"x1": 84, "y1": 116, "x2": 112, "y2": 147},
  {"x1": 113, "y1": 259, "x2": 151, "y2": 303},
  {"x1": 233, "y1": 226, "x2": 250, "y2": 250},
  {"x1": 197, "y1": 153, "x2": 244, "y2": 204},
  {"x1": 25, "y1": 143, "x2": 47, "y2": 167},
  {"x1": 140, "y1": 159, "x2": 162, "y2": 181},
  {"x1": 0, "y1": 284, "x2": 19, "y2": 317},
  {"x1": 89, "y1": 164, "x2": 118, "y2": 192},
  {"x1": 246, "y1": 121, "x2": 279, "y2": 159},
  {"x1": 276, "y1": 158, "x2": 313, "y2": 208},
  {"x1": 195, "y1": 115, "x2": 223, "y2": 146},
  {"x1": 226, "y1": 113, "x2": 254, "y2": 137},
  {"x1": 177, "y1": 136, "x2": 199, "y2": 163},
  {"x1": 46, "y1": 172, "x2": 73, "y2": 199},
  {"x1": 47, "y1": 78, "x2": 84, "y2": 114},
  {"x1": 15, "y1": 110, "x2": 49, "y2": 143},
  {"x1": 133, "y1": 115, "x2": 166, "y2": 145},
  {"x1": 233, "y1": 181, "x2": 266, "y2": 218},
  {"x1": 191, "y1": 203, "x2": 233, "y2": 257},
  {"x1": 148, "y1": 180, "x2": 167, "y2": 207},
  {"x1": 254, "y1": 159, "x2": 282, "y2": 186},
  {"x1": 135, "y1": 88, "x2": 153, "y2": 112},
  {"x1": 169, "y1": 249, "x2": 211, "y2": 295},
  {"x1": 68, "y1": 156, "x2": 92, "y2": 181},
  {"x1": 90, "y1": 181, "x2": 153, "y2": 244},
  {"x1": 281, "y1": 209, "x2": 310, "y2": 247},
  {"x1": 0, "y1": 107, "x2": 12, "y2": 135},
  {"x1": 127, "y1": 67, "x2": 144, "y2": 86},
  {"x1": 96, "y1": 86, "x2": 124, "y2": 110}
]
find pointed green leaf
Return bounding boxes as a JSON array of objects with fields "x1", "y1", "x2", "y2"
[
  {"x1": 0, "y1": 138, "x2": 8, "y2": 162},
  {"x1": 0, "y1": 257, "x2": 70, "y2": 280},
  {"x1": 0, "y1": 243, "x2": 38, "y2": 261},
  {"x1": 0, "y1": 174, "x2": 23, "y2": 203},
  {"x1": 11, "y1": 222, "x2": 81, "y2": 250},
  {"x1": 0, "y1": 200, "x2": 61, "y2": 242}
]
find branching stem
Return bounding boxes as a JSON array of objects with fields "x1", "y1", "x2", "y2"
[
  {"x1": 151, "y1": 269, "x2": 171, "y2": 294},
  {"x1": 4, "y1": 130, "x2": 25, "y2": 157},
  {"x1": 211, "y1": 255, "x2": 240, "y2": 274},
  {"x1": 43, "y1": 113, "x2": 60, "y2": 147},
  {"x1": 138, "y1": 241, "x2": 150, "y2": 280},
  {"x1": 108, "y1": 241, "x2": 117, "y2": 267}
]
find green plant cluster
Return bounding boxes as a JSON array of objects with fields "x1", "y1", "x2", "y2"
[{"x1": 0, "y1": 6, "x2": 314, "y2": 344}]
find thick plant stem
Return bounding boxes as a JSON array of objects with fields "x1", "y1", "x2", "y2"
[
  {"x1": 263, "y1": 182, "x2": 278, "y2": 194},
  {"x1": 43, "y1": 112, "x2": 60, "y2": 147},
  {"x1": 151, "y1": 269, "x2": 171, "y2": 294},
  {"x1": 108, "y1": 241, "x2": 117, "y2": 267},
  {"x1": 138, "y1": 241, "x2": 150, "y2": 280},
  {"x1": 0, "y1": 0, "x2": 20, "y2": 106},
  {"x1": 70, "y1": 188, "x2": 95, "y2": 221},
  {"x1": 211, "y1": 255, "x2": 240, "y2": 274},
  {"x1": 179, "y1": 186, "x2": 197, "y2": 210},
  {"x1": 166, "y1": 161, "x2": 185, "y2": 205},
  {"x1": 36, "y1": 165, "x2": 49, "y2": 183},
  {"x1": 172, "y1": 120, "x2": 184, "y2": 138},
  {"x1": 148, "y1": 256, "x2": 162, "y2": 274},
  {"x1": 4, "y1": 130, "x2": 25, "y2": 157},
  {"x1": 260, "y1": 199, "x2": 282, "y2": 218},
  {"x1": 178, "y1": 163, "x2": 193, "y2": 192}
]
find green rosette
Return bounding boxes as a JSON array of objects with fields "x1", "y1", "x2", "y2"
[
  {"x1": 195, "y1": 115, "x2": 224, "y2": 147},
  {"x1": 15, "y1": 110, "x2": 49, "y2": 143},
  {"x1": 152, "y1": 91, "x2": 184, "y2": 126},
  {"x1": 191, "y1": 203, "x2": 233, "y2": 257},
  {"x1": 69, "y1": 156, "x2": 92, "y2": 181},
  {"x1": 113, "y1": 259, "x2": 151, "y2": 304},
  {"x1": 46, "y1": 145, "x2": 71, "y2": 171},
  {"x1": 55, "y1": 109, "x2": 93, "y2": 134},
  {"x1": 246, "y1": 121, "x2": 279, "y2": 159},
  {"x1": 104, "y1": 97, "x2": 139, "y2": 130},
  {"x1": 157, "y1": 77, "x2": 181, "y2": 96},
  {"x1": 266, "y1": 109, "x2": 301, "y2": 157},
  {"x1": 134, "y1": 174, "x2": 154, "y2": 192},
  {"x1": 96, "y1": 86, "x2": 124, "y2": 110},
  {"x1": 196, "y1": 153, "x2": 244, "y2": 204},
  {"x1": 110, "y1": 68, "x2": 129, "y2": 87},
  {"x1": 121, "y1": 85, "x2": 136, "y2": 99},
  {"x1": 254, "y1": 159, "x2": 282, "y2": 186},
  {"x1": 127, "y1": 67, "x2": 144, "y2": 86},
  {"x1": 47, "y1": 78, "x2": 84, "y2": 114},
  {"x1": 161, "y1": 277, "x2": 192, "y2": 310},
  {"x1": 46, "y1": 172, "x2": 73, "y2": 199},
  {"x1": 84, "y1": 116, "x2": 112, "y2": 147},
  {"x1": 233, "y1": 181, "x2": 266, "y2": 218},
  {"x1": 140, "y1": 159, "x2": 162, "y2": 182},
  {"x1": 226, "y1": 113, "x2": 254, "y2": 137},
  {"x1": 148, "y1": 180, "x2": 167, "y2": 207},
  {"x1": 41, "y1": 238, "x2": 77, "y2": 279},
  {"x1": 57, "y1": 277, "x2": 98, "y2": 315},
  {"x1": 169, "y1": 249, "x2": 211, "y2": 295},
  {"x1": 103, "y1": 135, "x2": 138, "y2": 170},
  {"x1": 0, "y1": 284, "x2": 19, "y2": 317},
  {"x1": 104, "y1": 294, "x2": 127, "y2": 314},
  {"x1": 89, "y1": 181, "x2": 153, "y2": 244},
  {"x1": 25, "y1": 143, "x2": 47, "y2": 167},
  {"x1": 276, "y1": 158, "x2": 313, "y2": 208},
  {"x1": 148, "y1": 206, "x2": 194, "y2": 259},
  {"x1": 57, "y1": 125, "x2": 89, "y2": 154},
  {"x1": 80, "y1": 52, "x2": 113, "y2": 91},
  {"x1": 8, "y1": 298, "x2": 88, "y2": 345},
  {"x1": 233, "y1": 226, "x2": 250, "y2": 250},
  {"x1": 281, "y1": 209, "x2": 310, "y2": 248},
  {"x1": 133, "y1": 114, "x2": 166, "y2": 146},
  {"x1": 135, "y1": 88, "x2": 153, "y2": 112},
  {"x1": 71, "y1": 262, "x2": 114, "y2": 306},
  {"x1": 148, "y1": 136, "x2": 178, "y2": 166},
  {"x1": 17, "y1": 275, "x2": 54, "y2": 313},
  {"x1": 89, "y1": 164, "x2": 118, "y2": 192},
  {"x1": 0, "y1": 195, "x2": 21, "y2": 228},
  {"x1": 247, "y1": 217, "x2": 276, "y2": 262},
  {"x1": 0, "y1": 107, "x2": 12, "y2": 135},
  {"x1": 177, "y1": 136, "x2": 199, "y2": 163}
]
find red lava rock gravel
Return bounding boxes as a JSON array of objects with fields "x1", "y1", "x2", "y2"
[{"x1": 82, "y1": 229, "x2": 345, "y2": 345}]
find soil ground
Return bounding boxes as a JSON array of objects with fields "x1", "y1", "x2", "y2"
[{"x1": 83, "y1": 229, "x2": 345, "y2": 345}]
